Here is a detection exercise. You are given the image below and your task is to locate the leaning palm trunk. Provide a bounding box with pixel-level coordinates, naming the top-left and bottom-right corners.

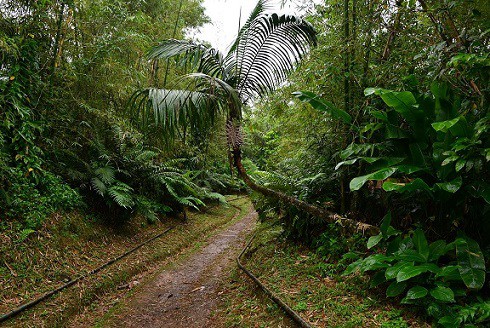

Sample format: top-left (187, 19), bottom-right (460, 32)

top-left (132, 0), bottom-right (379, 236)
top-left (228, 127), bottom-right (379, 236)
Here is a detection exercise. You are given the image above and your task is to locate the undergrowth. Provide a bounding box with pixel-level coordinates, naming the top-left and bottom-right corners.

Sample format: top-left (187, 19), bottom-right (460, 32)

top-left (218, 217), bottom-right (429, 327)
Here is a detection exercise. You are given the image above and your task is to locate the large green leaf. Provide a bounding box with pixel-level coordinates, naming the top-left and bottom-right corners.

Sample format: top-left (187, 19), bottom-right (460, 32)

top-left (293, 91), bottom-right (352, 124)
top-left (432, 117), bottom-right (462, 132)
top-left (343, 259), bottom-right (363, 275)
top-left (367, 233), bottom-right (383, 249)
top-left (435, 176), bottom-right (463, 193)
top-left (380, 212), bottom-right (400, 237)
top-left (482, 186), bottom-right (490, 204)
top-left (456, 236), bottom-right (486, 289)
top-left (437, 316), bottom-right (461, 328)
top-left (396, 263), bottom-right (440, 282)
top-left (386, 123), bottom-right (409, 139)
top-left (382, 178), bottom-right (432, 194)
top-left (386, 280), bottom-right (408, 297)
top-left (359, 254), bottom-right (393, 272)
top-left (337, 157), bottom-right (404, 171)
top-left (432, 116), bottom-right (470, 137)
top-left (435, 265), bottom-right (462, 281)
top-left (349, 168), bottom-right (397, 191)
top-left (385, 262), bottom-right (413, 280)
top-left (409, 143), bottom-right (427, 167)
top-left (334, 158), bottom-right (359, 170)
top-left (395, 250), bottom-right (428, 263)
top-left (430, 286), bottom-right (455, 303)
top-left (405, 286), bottom-right (428, 300)
top-left (396, 165), bottom-right (425, 174)
top-left (413, 229), bottom-right (429, 261)
top-left (365, 88), bottom-right (419, 123)
top-left (428, 240), bottom-right (448, 262)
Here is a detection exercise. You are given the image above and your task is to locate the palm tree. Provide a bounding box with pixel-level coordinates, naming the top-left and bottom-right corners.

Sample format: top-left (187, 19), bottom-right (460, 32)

top-left (131, 0), bottom-right (378, 235)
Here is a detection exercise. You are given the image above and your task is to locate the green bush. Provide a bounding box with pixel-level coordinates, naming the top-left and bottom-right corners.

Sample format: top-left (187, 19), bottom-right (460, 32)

top-left (1, 168), bottom-right (82, 230)
top-left (297, 78), bottom-right (489, 243)
top-left (344, 213), bottom-right (488, 327)
top-left (52, 109), bottom-right (226, 224)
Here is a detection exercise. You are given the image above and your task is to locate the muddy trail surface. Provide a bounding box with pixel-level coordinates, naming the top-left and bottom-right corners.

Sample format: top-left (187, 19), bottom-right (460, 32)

top-left (105, 206), bottom-right (257, 328)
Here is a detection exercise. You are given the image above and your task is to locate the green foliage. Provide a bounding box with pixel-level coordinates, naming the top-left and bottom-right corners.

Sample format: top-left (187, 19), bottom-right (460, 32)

top-left (344, 214), bottom-right (488, 326)
top-left (313, 222), bottom-right (365, 268)
top-left (131, 0), bottom-right (317, 146)
top-left (248, 162), bottom-right (337, 242)
top-left (0, 0), bottom-right (225, 229)
top-left (293, 91), bottom-right (353, 124)
top-left (1, 169), bottom-right (82, 229)
top-left (53, 109), bottom-right (223, 223)
top-left (189, 169), bottom-right (245, 195)
top-left (329, 82), bottom-right (489, 240)
top-left (239, 1), bottom-right (489, 326)
top-left (0, 27), bottom-right (82, 230)
top-left (439, 299), bottom-right (490, 327)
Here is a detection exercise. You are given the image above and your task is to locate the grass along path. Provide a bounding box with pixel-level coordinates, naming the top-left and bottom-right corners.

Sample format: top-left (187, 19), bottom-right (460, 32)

top-left (1, 196), bottom-right (251, 327)
top-left (216, 219), bottom-right (431, 328)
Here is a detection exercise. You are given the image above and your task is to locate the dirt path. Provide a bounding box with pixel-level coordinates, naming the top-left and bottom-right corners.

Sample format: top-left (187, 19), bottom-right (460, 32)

top-left (105, 206), bottom-right (257, 328)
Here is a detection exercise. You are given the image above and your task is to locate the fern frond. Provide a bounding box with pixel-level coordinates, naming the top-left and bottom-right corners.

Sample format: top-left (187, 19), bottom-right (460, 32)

top-left (108, 182), bottom-right (135, 209)
top-left (94, 166), bottom-right (115, 184)
top-left (91, 177), bottom-right (107, 196)
top-left (180, 196), bottom-right (205, 210)
top-left (135, 150), bottom-right (158, 162)
top-left (204, 191), bottom-right (227, 204)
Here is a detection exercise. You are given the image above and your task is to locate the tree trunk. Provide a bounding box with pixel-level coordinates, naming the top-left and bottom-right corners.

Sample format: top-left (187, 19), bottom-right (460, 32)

top-left (230, 144), bottom-right (379, 236)
top-left (52, 2), bottom-right (66, 72)
top-left (381, 0), bottom-right (404, 61)
top-left (55, 7), bottom-right (73, 69)
top-left (362, 0), bottom-right (374, 88)
top-left (341, 0), bottom-right (351, 213)
top-left (163, 0), bottom-right (184, 87)
top-left (343, 0), bottom-right (350, 114)
top-left (417, 0), bottom-right (451, 46)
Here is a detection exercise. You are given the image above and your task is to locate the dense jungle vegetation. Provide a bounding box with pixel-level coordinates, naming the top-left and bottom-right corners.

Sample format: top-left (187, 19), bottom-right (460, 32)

top-left (1, 0), bottom-right (489, 326)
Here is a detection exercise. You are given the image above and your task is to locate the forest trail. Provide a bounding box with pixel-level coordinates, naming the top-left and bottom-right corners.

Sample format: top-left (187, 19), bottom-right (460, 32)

top-left (103, 204), bottom-right (257, 328)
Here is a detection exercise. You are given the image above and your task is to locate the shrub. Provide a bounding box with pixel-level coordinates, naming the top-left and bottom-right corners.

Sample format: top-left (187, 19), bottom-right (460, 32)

top-left (344, 213), bottom-right (488, 327)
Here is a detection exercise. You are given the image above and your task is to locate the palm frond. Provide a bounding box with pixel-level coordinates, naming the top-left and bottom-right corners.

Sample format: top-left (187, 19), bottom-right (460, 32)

top-left (198, 48), bottom-right (226, 78)
top-left (130, 87), bottom-right (219, 143)
top-left (230, 13), bottom-right (317, 102)
top-left (147, 39), bottom-right (204, 61)
top-left (148, 39), bottom-right (225, 78)
top-left (227, 0), bottom-right (273, 53)
top-left (186, 73), bottom-right (242, 113)
top-left (130, 72), bottom-right (242, 143)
